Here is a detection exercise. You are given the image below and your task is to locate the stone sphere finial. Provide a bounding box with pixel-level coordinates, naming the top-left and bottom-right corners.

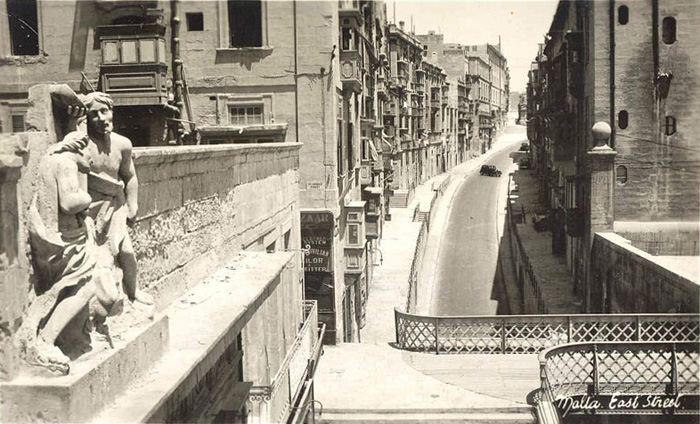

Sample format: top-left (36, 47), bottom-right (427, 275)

top-left (591, 121), bottom-right (612, 149)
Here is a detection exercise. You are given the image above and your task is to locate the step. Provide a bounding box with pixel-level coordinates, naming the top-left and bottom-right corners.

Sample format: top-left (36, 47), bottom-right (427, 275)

top-left (318, 411), bottom-right (536, 424)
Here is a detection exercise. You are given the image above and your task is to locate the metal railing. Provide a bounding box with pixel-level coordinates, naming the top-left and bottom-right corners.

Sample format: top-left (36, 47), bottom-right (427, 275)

top-left (247, 301), bottom-right (320, 424)
top-left (537, 341), bottom-right (700, 423)
top-left (394, 309), bottom-right (699, 354)
top-left (405, 180), bottom-right (447, 313)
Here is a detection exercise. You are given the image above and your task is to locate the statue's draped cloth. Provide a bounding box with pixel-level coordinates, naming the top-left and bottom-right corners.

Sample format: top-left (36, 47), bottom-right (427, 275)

top-left (28, 199), bottom-right (96, 295)
top-left (87, 172), bottom-right (128, 262)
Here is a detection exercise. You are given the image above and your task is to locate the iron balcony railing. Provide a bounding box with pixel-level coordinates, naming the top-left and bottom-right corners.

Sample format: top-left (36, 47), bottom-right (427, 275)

top-left (394, 309), bottom-right (699, 354)
top-left (536, 341), bottom-right (700, 424)
top-left (247, 301), bottom-right (322, 424)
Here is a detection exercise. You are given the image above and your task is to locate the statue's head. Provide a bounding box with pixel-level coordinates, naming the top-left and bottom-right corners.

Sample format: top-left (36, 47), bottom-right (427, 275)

top-left (82, 92), bottom-right (114, 139)
top-left (51, 131), bottom-right (91, 173)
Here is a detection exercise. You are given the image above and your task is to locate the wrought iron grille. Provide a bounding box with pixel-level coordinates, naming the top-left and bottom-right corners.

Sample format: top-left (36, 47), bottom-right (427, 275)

top-left (540, 342), bottom-right (700, 400)
top-left (394, 309), bottom-right (699, 354)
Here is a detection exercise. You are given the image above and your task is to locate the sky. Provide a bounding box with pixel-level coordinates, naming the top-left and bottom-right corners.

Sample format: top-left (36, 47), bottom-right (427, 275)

top-left (393, 0), bottom-right (559, 93)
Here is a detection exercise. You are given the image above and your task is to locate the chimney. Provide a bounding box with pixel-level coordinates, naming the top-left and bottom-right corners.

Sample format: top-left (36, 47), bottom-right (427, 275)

top-left (399, 20), bottom-right (405, 31)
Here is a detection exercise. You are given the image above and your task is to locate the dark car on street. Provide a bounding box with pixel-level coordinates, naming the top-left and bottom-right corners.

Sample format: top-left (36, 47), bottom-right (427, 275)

top-left (480, 164), bottom-right (502, 177)
top-left (519, 157), bottom-right (532, 169)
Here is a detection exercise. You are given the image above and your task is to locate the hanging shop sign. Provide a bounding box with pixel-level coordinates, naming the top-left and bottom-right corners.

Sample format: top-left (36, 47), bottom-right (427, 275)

top-left (301, 211), bottom-right (334, 273)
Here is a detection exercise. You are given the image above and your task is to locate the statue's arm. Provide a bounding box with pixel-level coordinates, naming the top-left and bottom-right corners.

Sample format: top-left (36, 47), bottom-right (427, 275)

top-left (55, 158), bottom-right (91, 215)
top-left (119, 139), bottom-right (139, 220)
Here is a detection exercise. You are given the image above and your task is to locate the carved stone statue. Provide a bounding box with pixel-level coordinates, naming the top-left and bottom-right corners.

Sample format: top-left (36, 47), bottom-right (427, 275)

top-left (81, 92), bottom-right (152, 306)
top-left (24, 131), bottom-right (121, 374)
top-left (18, 87), bottom-right (152, 375)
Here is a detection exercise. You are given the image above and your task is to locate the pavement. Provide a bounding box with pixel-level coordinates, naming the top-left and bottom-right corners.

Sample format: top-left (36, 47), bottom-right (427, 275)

top-left (509, 166), bottom-right (582, 313)
top-left (314, 129), bottom-right (538, 423)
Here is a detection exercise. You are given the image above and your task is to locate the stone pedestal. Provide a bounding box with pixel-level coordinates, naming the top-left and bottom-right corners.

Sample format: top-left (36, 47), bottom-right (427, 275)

top-left (587, 146), bottom-right (617, 238)
top-left (0, 314), bottom-right (169, 423)
top-left (0, 153), bottom-right (25, 381)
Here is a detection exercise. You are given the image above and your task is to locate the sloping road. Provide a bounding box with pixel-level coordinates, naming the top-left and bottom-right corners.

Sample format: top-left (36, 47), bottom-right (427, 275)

top-left (431, 127), bottom-right (526, 316)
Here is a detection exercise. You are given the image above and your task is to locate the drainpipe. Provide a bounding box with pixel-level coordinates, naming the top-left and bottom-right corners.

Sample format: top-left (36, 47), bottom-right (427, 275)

top-left (171, 0), bottom-right (184, 143)
top-left (652, 0), bottom-right (661, 147)
top-left (293, 0), bottom-right (300, 143)
top-left (609, 0), bottom-right (615, 149)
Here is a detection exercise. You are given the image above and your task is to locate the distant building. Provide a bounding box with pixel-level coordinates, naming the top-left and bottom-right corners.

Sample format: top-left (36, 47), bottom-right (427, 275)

top-left (517, 93), bottom-right (527, 125)
top-left (384, 21), bottom-right (452, 207)
top-left (417, 31), bottom-right (475, 161)
top-left (465, 43), bottom-right (509, 149)
top-left (527, 0), bottom-right (700, 313)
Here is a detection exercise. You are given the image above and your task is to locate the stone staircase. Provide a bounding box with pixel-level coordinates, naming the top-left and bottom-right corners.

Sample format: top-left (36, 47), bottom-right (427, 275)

top-left (318, 407), bottom-right (536, 423)
top-left (389, 189), bottom-right (412, 208)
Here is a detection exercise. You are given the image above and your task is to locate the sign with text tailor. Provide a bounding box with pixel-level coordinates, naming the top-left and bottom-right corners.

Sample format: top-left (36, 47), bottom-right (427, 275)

top-left (301, 211), bottom-right (334, 273)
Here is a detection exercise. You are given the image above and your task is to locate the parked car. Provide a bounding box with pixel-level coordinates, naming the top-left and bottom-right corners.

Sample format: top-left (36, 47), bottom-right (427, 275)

top-left (519, 143), bottom-right (530, 152)
top-left (519, 157), bottom-right (532, 169)
top-left (480, 164), bottom-right (502, 177)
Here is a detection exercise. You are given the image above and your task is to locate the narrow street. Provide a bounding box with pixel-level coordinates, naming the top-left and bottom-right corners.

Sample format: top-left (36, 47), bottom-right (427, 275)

top-left (431, 125), bottom-right (526, 316)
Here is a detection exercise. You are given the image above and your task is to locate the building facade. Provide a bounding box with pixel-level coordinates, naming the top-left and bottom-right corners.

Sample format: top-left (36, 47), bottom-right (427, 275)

top-left (527, 0), bottom-right (700, 313)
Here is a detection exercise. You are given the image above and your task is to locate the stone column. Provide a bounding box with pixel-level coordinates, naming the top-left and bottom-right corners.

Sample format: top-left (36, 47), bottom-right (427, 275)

top-left (584, 121), bottom-right (617, 313)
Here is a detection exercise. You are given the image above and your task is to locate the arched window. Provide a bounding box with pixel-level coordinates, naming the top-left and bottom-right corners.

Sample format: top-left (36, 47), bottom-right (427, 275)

top-left (618, 110), bottom-right (629, 129)
top-left (662, 17), bottom-right (676, 44)
top-left (618, 6), bottom-right (629, 25)
top-left (616, 165), bottom-right (628, 184)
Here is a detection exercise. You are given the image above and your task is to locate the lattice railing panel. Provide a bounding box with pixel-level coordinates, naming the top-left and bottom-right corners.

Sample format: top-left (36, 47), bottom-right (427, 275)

top-left (504, 321), bottom-right (568, 353)
top-left (596, 347), bottom-right (672, 394)
top-left (544, 347), bottom-right (594, 399)
top-left (396, 313), bottom-right (436, 352)
top-left (438, 319), bottom-right (501, 354)
top-left (640, 317), bottom-right (700, 342)
top-left (540, 342), bottom-right (700, 402)
top-left (571, 317), bottom-right (637, 342)
top-left (394, 310), bottom-right (699, 355)
top-left (676, 346), bottom-right (700, 394)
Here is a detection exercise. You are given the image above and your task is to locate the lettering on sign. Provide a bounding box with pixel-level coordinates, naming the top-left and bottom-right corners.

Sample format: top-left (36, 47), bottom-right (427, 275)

top-left (556, 393), bottom-right (697, 417)
top-left (301, 211), bottom-right (334, 273)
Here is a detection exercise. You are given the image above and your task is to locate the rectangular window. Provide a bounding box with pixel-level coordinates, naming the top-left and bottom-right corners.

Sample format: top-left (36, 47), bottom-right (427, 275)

top-left (103, 41), bottom-right (120, 64)
top-left (139, 39), bottom-right (156, 62)
top-left (121, 40), bottom-right (138, 63)
top-left (348, 223), bottom-right (359, 245)
top-left (7, 0), bottom-right (39, 56)
top-left (186, 12), bottom-right (204, 31)
top-left (229, 105), bottom-right (263, 125)
top-left (228, 0), bottom-right (262, 48)
top-left (157, 39), bottom-right (166, 62)
top-left (11, 114), bottom-right (25, 133)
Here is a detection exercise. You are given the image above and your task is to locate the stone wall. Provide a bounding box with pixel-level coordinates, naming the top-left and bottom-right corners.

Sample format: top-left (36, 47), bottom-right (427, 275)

top-left (0, 108), bottom-right (302, 379)
top-left (615, 221), bottom-right (700, 256)
top-left (590, 232), bottom-right (699, 314)
top-left (131, 142), bottom-right (302, 311)
top-left (612, 0), bottom-right (700, 221)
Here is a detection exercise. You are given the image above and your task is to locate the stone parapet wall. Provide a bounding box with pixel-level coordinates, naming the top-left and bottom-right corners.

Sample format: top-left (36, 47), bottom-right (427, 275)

top-left (614, 221), bottom-right (700, 256)
top-left (130, 143), bottom-right (302, 311)
top-left (590, 232), bottom-right (699, 313)
top-left (0, 130), bottom-right (302, 380)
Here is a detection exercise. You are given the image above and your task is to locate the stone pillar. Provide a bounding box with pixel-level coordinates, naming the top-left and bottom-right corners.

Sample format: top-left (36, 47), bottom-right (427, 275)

top-left (584, 121), bottom-right (617, 313)
top-left (0, 153), bottom-right (25, 381)
top-left (587, 122), bottom-right (617, 239)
